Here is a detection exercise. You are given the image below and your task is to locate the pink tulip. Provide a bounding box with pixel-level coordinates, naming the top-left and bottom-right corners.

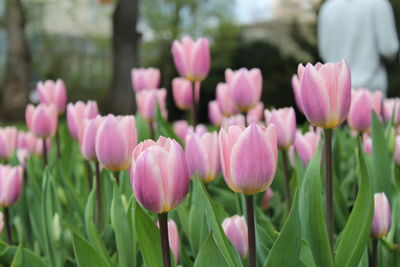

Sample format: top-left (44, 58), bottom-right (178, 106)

top-left (186, 124), bottom-right (208, 137)
top-left (216, 83), bottom-right (237, 116)
top-left (16, 149), bottom-right (29, 168)
top-left (136, 88), bottom-right (167, 122)
top-left (299, 60), bottom-right (351, 128)
top-left (294, 130), bottom-right (320, 165)
top-left (131, 137), bottom-right (189, 213)
top-left (208, 101), bottom-right (224, 126)
top-left (131, 67), bottom-right (160, 92)
top-left (0, 165), bottom-right (23, 207)
top-left (25, 104), bottom-right (58, 138)
top-left (347, 89), bottom-right (382, 133)
top-left (291, 74), bottom-right (303, 113)
top-left (371, 192), bottom-right (391, 239)
top-left (172, 78), bottom-right (199, 110)
top-left (247, 102), bottom-right (264, 124)
top-left (222, 115), bottom-right (246, 129)
top-left (95, 115), bottom-right (137, 171)
top-left (222, 215), bottom-right (248, 259)
top-left (0, 127), bottom-right (17, 160)
top-left (225, 68), bottom-right (262, 112)
top-left (37, 79), bottom-right (67, 114)
top-left (67, 100), bottom-right (99, 140)
top-left (383, 98), bottom-right (400, 125)
top-left (219, 124), bottom-right (278, 194)
top-left (18, 132), bottom-right (50, 156)
top-left (173, 120), bottom-right (190, 140)
top-left (80, 116), bottom-right (103, 161)
top-left (261, 188), bottom-right (274, 210)
top-left (185, 131), bottom-right (220, 183)
top-left (265, 107), bottom-right (296, 149)
top-left (156, 219), bottom-right (180, 262)
top-left (363, 134), bottom-right (373, 155)
top-left (171, 36), bottom-right (210, 81)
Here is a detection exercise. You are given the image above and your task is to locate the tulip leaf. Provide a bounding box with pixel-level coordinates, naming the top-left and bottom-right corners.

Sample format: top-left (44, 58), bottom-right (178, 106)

top-left (299, 146), bottom-right (334, 267)
top-left (135, 112), bottom-right (151, 141)
top-left (334, 142), bottom-right (374, 267)
top-left (0, 242), bottom-right (48, 267)
top-left (264, 192), bottom-right (301, 267)
top-left (10, 245), bottom-right (23, 267)
top-left (111, 182), bottom-right (136, 267)
top-left (194, 233), bottom-right (229, 267)
top-left (72, 233), bottom-right (110, 267)
top-left (371, 111), bottom-right (392, 195)
top-left (155, 104), bottom-right (182, 143)
top-left (195, 179), bottom-right (244, 267)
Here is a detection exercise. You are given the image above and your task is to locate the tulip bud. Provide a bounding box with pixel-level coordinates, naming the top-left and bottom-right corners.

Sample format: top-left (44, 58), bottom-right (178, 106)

top-left (347, 89), bottom-right (382, 133)
top-left (265, 107), bottom-right (296, 149)
top-left (171, 36), bottom-right (210, 81)
top-left (208, 101), bottom-right (224, 126)
top-left (131, 137), bottom-right (189, 213)
top-left (67, 100), bottom-right (99, 140)
top-left (219, 124), bottom-right (278, 194)
top-left (383, 98), bottom-right (400, 125)
top-left (17, 149), bottom-right (29, 168)
top-left (299, 60), bottom-right (351, 129)
top-left (222, 114), bottom-right (246, 129)
top-left (216, 83), bottom-right (237, 116)
top-left (0, 165), bottom-right (23, 207)
top-left (261, 188), bottom-right (274, 210)
top-left (80, 116), bottom-right (103, 161)
top-left (371, 192), bottom-right (391, 239)
top-left (131, 67), bottom-right (160, 92)
top-left (294, 130), bottom-right (320, 165)
top-left (173, 120), bottom-right (190, 140)
top-left (291, 74), bottom-right (303, 113)
top-left (136, 88), bottom-right (167, 122)
top-left (0, 127), bottom-right (17, 160)
top-left (52, 213), bottom-right (61, 243)
top-left (37, 79), bottom-right (67, 114)
top-left (185, 131), bottom-right (220, 183)
top-left (156, 219), bottom-right (180, 262)
top-left (225, 68), bottom-right (262, 112)
top-left (25, 104), bottom-right (58, 138)
top-left (222, 215), bottom-right (248, 259)
top-left (95, 115), bottom-right (137, 171)
top-left (247, 102), bottom-right (264, 124)
top-left (172, 78), bottom-right (198, 110)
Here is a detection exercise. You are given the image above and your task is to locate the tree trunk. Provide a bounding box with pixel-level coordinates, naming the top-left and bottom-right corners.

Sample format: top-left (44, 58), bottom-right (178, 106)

top-left (108, 0), bottom-right (140, 115)
top-left (1, 0), bottom-right (30, 121)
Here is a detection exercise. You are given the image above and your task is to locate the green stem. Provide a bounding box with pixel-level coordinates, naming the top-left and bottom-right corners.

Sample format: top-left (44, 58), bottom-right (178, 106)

top-left (4, 207), bottom-right (12, 244)
top-left (191, 81), bottom-right (200, 127)
top-left (245, 195), bottom-right (256, 267)
top-left (324, 129), bottom-right (333, 251)
top-left (281, 149), bottom-right (292, 210)
top-left (56, 126), bottom-right (61, 159)
top-left (158, 212), bottom-right (171, 267)
top-left (370, 239), bottom-right (378, 267)
top-left (95, 162), bottom-right (103, 229)
top-left (149, 122), bottom-right (155, 140)
top-left (43, 138), bottom-right (48, 167)
top-left (85, 160), bottom-right (92, 190)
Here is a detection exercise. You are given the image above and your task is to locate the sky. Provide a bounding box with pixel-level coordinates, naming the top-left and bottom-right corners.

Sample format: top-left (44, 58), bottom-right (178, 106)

top-left (235, 0), bottom-right (274, 24)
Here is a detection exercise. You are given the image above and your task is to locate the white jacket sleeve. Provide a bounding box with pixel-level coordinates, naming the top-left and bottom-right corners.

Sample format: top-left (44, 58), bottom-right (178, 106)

top-left (373, 0), bottom-right (399, 58)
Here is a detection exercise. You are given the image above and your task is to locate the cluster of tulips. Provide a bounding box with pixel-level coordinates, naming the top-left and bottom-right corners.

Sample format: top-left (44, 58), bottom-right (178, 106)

top-left (0, 36), bottom-right (398, 267)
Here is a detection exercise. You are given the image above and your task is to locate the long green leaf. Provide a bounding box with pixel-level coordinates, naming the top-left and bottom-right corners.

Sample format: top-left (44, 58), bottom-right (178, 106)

top-left (194, 233), bottom-right (229, 267)
top-left (72, 233), bottom-right (110, 267)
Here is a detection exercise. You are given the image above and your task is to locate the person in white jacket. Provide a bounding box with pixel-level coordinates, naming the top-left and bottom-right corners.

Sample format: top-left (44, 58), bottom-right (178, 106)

top-left (318, 0), bottom-right (399, 94)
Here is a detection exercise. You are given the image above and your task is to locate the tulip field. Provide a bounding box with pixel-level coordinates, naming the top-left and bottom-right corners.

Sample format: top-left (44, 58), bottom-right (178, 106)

top-left (0, 36), bottom-right (400, 267)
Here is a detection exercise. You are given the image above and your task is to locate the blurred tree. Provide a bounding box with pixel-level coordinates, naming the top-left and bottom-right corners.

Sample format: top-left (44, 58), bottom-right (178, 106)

top-left (386, 0), bottom-right (400, 97)
top-left (1, 0), bottom-right (30, 121)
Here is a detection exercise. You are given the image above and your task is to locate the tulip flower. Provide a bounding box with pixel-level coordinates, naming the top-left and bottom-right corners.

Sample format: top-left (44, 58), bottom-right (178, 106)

top-left (247, 102), bottom-right (264, 124)
top-left (171, 36), bottom-right (210, 82)
top-left (363, 134), bottom-right (373, 155)
top-left (0, 127), bottom-right (17, 160)
top-left (299, 60), bottom-right (351, 129)
top-left (67, 101), bottom-right (99, 140)
top-left (265, 107), bottom-right (297, 150)
top-left (156, 219), bottom-right (180, 262)
top-left (37, 79), bottom-right (67, 114)
top-left (16, 149), bottom-right (29, 168)
top-left (80, 116), bottom-right (103, 161)
top-left (131, 67), bottom-right (160, 92)
top-left (383, 98), bottom-right (400, 125)
top-left (96, 115), bottom-right (137, 171)
top-left (25, 104), bottom-right (58, 139)
top-left (371, 193), bottom-right (391, 239)
top-left (261, 188), bottom-right (274, 210)
top-left (225, 68), bottom-right (262, 112)
top-left (347, 89), bottom-right (382, 133)
top-left (0, 165), bottom-right (23, 208)
top-left (222, 115), bottom-right (246, 129)
top-left (208, 101), bottom-right (224, 126)
top-left (173, 120), bottom-right (190, 140)
top-left (172, 78), bottom-right (199, 110)
top-left (294, 130), bottom-right (320, 166)
top-left (291, 74), bottom-right (303, 113)
top-left (185, 131), bottom-right (220, 183)
top-left (216, 83), bottom-right (237, 116)
top-left (136, 88), bottom-right (167, 122)
top-left (222, 215), bottom-right (248, 259)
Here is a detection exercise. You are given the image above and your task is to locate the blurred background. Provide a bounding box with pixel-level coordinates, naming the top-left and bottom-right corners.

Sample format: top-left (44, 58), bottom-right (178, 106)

top-left (0, 0), bottom-right (399, 122)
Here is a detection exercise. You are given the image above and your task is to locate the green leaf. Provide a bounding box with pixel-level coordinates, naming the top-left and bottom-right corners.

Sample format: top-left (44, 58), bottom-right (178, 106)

top-left (0, 242), bottom-right (48, 267)
top-left (334, 142), bottom-right (374, 267)
top-left (299, 146), bottom-right (334, 267)
top-left (111, 182), bottom-right (135, 267)
top-left (155, 104), bottom-right (182, 143)
top-left (264, 192), bottom-right (301, 267)
top-left (135, 112), bottom-right (151, 141)
top-left (194, 233), bottom-right (229, 267)
top-left (189, 179), bottom-right (207, 253)
top-left (134, 203), bottom-right (162, 267)
top-left (72, 233), bottom-right (110, 267)
top-left (10, 245), bottom-right (23, 267)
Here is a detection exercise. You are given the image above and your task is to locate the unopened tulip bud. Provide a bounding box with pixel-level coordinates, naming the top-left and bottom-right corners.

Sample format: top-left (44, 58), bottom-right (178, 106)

top-left (156, 219), bottom-right (180, 262)
top-left (222, 215), bottom-right (248, 259)
top-left (80, 116), bottom-right (103, 161)
top-left (265, 107), bottom-right (296, 149)
top-left (247, 102), bottom-right (264, 124)
top-left (0, 165), bottom-right (23, 207)
top-left (222, 114), bottom-right (246, 129)
top-left (294, 130), bottom-right (320, 165)
top-left (383, 98), bottom-right (400, 125)
top-left (67, 100), bottom-right (99, 140)
top-left (131, 137), bottom-right (189, 213)
top-left (136, 88), bottom-right (167, 122)
top-left (0, 127), bottom-right (17, 160)
top-left (172, 78), bottom-right (198, 110)
top-left (291, 74), bottom-right (303, 113)
top-left (173, 120), bottom-right (190, 140)
top-left (37, 79), bottom-right (67, 114)
top-left (131, 67), bottom-right (160, 92)
top-left (216, 83), bottom-right (237, 116)
top-left (261, 188), bottom-right (274, 210)
top-left (25, 104), bottom-right (58, 138)
top-left (208, 101), bottom-right (224, 126)
top-left (371, 193), bottom-right (391, 239)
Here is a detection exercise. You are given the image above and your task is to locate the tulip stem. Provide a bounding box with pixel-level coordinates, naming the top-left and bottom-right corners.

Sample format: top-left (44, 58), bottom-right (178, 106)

top-left (43, 138), bottom-right (48, 167)
top-left (149, 122), bottom-right (155, 140)
top-left (4, 207), bottom-right (12, 244)
top-left (158, 212), bottom-right (171, 267)
top-left (245, 195), bottom-right (256, 267)
top-left (324, 129), bottom-right (333, 251)
top-left (191, 81), bottom-right (200, 127)
top-left (113, 171), bottom-right (119, 185)
top-left (243, 112), bottom-right (248, 127)
top-left (85, 160), bottom-right (92, 190)
top-left (56, 127), bottom-right (61, 159)
top-left (95, 162), bottom-right (103, 229)
top-left (370, 239), bottom-right (378, 267)
top-left (281, 149), bottom-right (292, 210)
